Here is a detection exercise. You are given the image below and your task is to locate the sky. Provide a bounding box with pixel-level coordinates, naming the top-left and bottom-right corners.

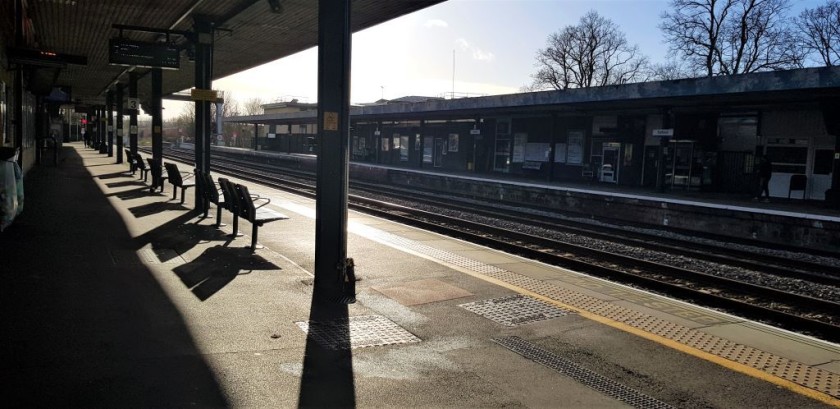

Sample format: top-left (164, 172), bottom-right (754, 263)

top-left (163, 0), bottom-right (821, 119)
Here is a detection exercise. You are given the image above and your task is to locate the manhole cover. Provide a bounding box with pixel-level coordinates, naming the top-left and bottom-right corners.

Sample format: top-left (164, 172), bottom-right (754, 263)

top-left (459, 294), bottom-right (570, 326)
top-left (295, 315), bottom-right (420, 350)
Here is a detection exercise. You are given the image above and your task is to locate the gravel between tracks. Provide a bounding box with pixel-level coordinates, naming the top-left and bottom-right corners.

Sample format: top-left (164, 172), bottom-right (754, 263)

top-left (364, 191), bottom-right (840, 304)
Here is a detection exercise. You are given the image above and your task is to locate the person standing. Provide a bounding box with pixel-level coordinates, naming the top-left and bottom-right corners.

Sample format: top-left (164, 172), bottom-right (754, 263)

top-left (754, 155), bottom-right (772, 202)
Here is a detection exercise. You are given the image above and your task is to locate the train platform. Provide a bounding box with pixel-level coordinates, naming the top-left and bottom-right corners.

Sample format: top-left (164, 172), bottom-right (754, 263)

top-left (1, 142), bottom-right (838, 408)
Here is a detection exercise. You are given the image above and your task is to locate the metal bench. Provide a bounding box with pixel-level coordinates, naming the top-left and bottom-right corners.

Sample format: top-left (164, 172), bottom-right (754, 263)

top-left (196, 170), bottom-right (227, 228)
top-left (125, 149), bottom-right (136, 173)
top-left (234, 183), bottom-right (288, 251)
top-left (133, 153), bottom-right (150, 181)
top-left (218, 178), bottom-right (288, 251)
top-left (163, 162), bottom-right (195, 204)
top-left (147, 158), bottom-right (167, 193)
top-left (217, 178), bottom-right (241, 237)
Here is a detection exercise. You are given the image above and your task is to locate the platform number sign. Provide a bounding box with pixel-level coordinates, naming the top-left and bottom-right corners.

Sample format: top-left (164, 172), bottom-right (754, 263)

top-left (127, 98), bottom-right (139, 111)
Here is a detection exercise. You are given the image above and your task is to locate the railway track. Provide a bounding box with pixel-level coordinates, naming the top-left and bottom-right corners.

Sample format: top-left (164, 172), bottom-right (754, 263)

top-left (151, 147), bottom-right (840, 342)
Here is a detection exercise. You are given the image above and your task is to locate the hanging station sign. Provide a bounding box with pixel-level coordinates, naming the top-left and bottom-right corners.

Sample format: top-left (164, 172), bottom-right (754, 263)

top-left (109, 38), bottom-right (180, 70)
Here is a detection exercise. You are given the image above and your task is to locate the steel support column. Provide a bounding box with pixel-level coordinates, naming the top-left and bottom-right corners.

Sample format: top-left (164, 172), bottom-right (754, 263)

top-left (314, 0), bottom-right (353, 302)
top-left (115, 85), bottom-right (124, 164)
top-left (151, 68), bottom-right (163, 188)
top-left (13, 0), bottom-right (23, 168)
top-left (129, 73), bottom-right (138, 157)
top-left (548, 114), bottom-right (557, 182)
top-left (106, 89), bottom-right (114, 157)
top-left (194, 17), bottom-right (214, 210)
top-left (300, 7), bottom-right (356, 406)
top-left (655, 109), bottom-right (672, 193)
top-left (13, 68), bottom-right (23, 168)
top-left (98, 106), bottom-right (106, 153)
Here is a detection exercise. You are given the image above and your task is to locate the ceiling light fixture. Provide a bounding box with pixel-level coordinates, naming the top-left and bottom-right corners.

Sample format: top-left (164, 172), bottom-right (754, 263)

top-left (267, 0), bottom-right (283, 14)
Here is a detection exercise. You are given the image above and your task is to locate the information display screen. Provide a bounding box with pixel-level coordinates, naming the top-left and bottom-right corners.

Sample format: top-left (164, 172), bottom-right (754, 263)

top-left (109, 39), bottom-right (180, 70)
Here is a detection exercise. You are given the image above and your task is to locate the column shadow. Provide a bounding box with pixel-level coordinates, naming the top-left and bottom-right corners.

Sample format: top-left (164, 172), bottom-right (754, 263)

top-left (297, 285), bottom-right (356, 408)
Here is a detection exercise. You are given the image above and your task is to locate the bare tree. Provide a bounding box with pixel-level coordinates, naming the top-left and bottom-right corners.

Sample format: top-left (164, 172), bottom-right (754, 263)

top-left (166, 103), bottom-right (195, 141)
top-left (651, 60), bottom-right (698, 80)
top-left (531, 11), bottom-right (649, 90)
top-left (242, 97), bottom-right (265, 116)
top-left (661, 0), bottom-right (802, 76)
top-left (795, 0), bottom-right (840, 66)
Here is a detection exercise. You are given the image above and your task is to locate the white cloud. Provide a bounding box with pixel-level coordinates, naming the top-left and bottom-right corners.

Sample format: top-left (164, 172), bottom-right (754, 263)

top-left (424, 19), bottom-right (448, 28)
top-left (455, 38), bottom-right (495, 62)
top-left (472, 48), bottom-right (495, 62)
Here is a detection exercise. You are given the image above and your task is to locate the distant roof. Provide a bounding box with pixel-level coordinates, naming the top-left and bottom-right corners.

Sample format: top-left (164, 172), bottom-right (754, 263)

top-left (226, 66), bottom-right (840, 124)
top-left (261, 99), bottom-right (318, 110)
top-left (386, 96), bottom-right (445, 104)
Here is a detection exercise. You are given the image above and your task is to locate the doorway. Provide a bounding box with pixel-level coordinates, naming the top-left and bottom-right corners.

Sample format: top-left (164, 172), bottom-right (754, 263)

top-left (434, 138), bottom-right (445, 168)
top-left (600, 143), bottom-right (620, 183)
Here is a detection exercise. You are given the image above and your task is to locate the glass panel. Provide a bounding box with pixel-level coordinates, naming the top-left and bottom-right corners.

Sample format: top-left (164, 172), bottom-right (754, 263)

top-left (813, 149), bottom-right (833, 175)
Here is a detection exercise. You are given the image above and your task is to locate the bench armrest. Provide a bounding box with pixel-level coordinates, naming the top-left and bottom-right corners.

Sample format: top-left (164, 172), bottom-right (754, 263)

top-left (253, 196), bottom-right (271, 208)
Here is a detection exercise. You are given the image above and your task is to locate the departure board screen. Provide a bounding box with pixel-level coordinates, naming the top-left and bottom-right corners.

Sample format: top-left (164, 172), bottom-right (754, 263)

top-left (109, 39), bottom-right (180, 70)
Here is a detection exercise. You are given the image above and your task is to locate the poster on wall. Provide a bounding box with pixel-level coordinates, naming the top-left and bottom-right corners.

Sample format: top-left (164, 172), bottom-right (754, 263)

top-left (567, 131), bottom-right (584, 164)
top-left (554, 143), bottom-right (567, 163)
top-left (448, 133), bottom-right (459, 152)
top-left (525, 143), bottom-right (550, 162)
top-left (513, 133), bottom-right (527, 163)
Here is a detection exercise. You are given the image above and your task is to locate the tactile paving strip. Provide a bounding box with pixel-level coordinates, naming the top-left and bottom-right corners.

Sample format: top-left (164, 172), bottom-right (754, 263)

top-left (494, 336), bottom-right (675, 409)
top-left (137, 248), bottom-right (185, 265)
top-left (295, 315), bottom-right (421, 350)
top-left (366, 229), bottom-right (840, 398)
top-left (459, 294), bottom-right (570, 326)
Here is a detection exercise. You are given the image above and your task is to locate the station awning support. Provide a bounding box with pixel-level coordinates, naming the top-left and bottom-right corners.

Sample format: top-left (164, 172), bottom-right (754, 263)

top-left (314, 0), bottom-right (353, 303)
top-left (115, 84), bottom-right (124, 164)
top-left (106, 90), bottom-right (114, 157)
top-left (129, 72), bottom-right (139, 158)
top-left (194, 17), bottom-right (214, 212)
top-left (151, 68), bottom-right (163, 178)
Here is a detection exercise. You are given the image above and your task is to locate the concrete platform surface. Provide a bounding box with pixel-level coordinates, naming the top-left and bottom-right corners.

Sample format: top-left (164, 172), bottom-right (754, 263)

top-left (1, 143), bottom-right (837, 408)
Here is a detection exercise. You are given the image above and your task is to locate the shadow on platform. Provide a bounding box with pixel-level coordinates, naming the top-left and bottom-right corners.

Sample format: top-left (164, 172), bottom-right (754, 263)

top-left (0, 147), bottom-right (229, 407)
top-left (298, 284), bottom-right (356, 408)
top-left (173, 245), bottom-right (280, 301)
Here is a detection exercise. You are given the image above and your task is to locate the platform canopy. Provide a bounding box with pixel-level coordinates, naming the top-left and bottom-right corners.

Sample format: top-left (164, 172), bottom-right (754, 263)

top-left (1, 0), bottom-right (444, 108)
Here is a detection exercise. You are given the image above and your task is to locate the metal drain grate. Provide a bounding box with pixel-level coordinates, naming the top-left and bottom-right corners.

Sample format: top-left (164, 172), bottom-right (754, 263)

top-left (459, 294), bottom-right (570, 326)
top-left (295, 315), bottom-right (420, 350)
top-left (494, 336), bottom-right (675, 409)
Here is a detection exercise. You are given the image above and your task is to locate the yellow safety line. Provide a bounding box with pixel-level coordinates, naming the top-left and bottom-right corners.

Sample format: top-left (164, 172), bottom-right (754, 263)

top-left (439, 260), bottom-right (840, 407)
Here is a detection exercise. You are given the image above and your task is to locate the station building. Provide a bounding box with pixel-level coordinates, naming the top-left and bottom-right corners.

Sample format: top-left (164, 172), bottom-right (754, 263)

top-left (229, 66), bottom-right (840, 203)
